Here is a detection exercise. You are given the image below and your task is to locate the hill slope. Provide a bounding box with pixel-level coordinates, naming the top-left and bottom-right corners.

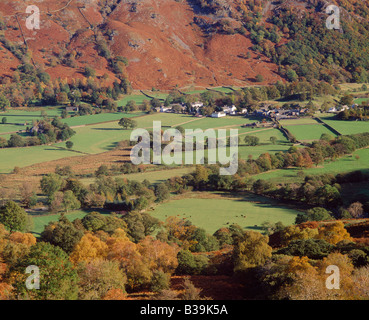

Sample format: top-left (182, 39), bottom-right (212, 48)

top-left (0, 0), bottom-right (282, 90)
top-left (0, 0), bottom-right (369, 90)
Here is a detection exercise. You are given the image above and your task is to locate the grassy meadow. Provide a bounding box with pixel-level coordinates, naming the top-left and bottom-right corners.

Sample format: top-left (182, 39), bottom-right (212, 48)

top-left (149, 192), bottom-right (301, 234)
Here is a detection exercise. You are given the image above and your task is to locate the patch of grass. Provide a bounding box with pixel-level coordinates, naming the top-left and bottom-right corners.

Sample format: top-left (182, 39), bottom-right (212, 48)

top-left (319, 116), bottom-right (369, 135)
top-left (149, 192), bottom-right (300, 234)
top-left (117, 95), bottom-right (151, 107)
top-left (30, 209), bottom-right (110, 236)
top-left (62, 112), bottom-right (143, 127)
top-left (284, 124), bottom-right (338, 141)
top-left (255, 148), bottom-right (369, 182)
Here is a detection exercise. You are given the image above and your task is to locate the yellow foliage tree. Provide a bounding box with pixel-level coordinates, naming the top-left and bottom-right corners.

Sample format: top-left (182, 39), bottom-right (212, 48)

top-left (233, 231), bottom-right (272, 271)
top-left (281, 225), bottom-right (319, 246)
top-left (8, 232), bottom-right (36, 246)
top-left (137, 236), bottom-right (179, 274)
top-left (70, 233), bottom-right (108, 264)
top-left (317, 222), bottom-right (352, 245)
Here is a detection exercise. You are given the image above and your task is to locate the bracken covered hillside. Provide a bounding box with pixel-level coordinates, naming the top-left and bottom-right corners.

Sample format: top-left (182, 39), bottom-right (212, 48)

top-left (1, 0), bottom-right (369, 90)
top-left (0, 0), bottom-right (282, 90)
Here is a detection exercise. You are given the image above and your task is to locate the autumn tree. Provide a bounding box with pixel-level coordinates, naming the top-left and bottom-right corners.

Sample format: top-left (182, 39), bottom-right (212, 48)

top-left (77, 259), bottom-right (127, 300)
top-left (233, 230), bottom-right (272, 271)
top-left (106, 231), bottom-right (151, 291)
top-left (19, 183), bottom-right (37, 208)
top-left (317, 221), bottom-right (352, 245)
top-left (280, 225), bottom-right (319, 246)
top-left (70, 233), bottom-right (108, 264)
top-left (348, 202), bottom-right (365, 219)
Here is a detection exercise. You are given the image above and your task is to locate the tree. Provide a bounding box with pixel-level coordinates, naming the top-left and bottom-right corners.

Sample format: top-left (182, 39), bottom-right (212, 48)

top-left (66, 140), bottom-right (74, 150)
top-left (70, 233), bottom-right (108, 264)
top-left (84, 66), bottom-right (96, 78)
top-left (41, 215), bottom-right (84, 253)
top-left (233, 231), bottom-right (272, 271)
top-left (154, 183), bottom-right (170, 202)
top-left (176, 250), bottom-right (196, 274)
top-left (181, 278), bottom-right (202, 300)
top-left (244, 135), bottom-right (260, 146)
top-left (0, 95), bottom-right (10, 111)
top-left (286, 69), bottom-right (298, 82)
top-left (118, 117), bottom-right (137, 130)
top-left (150, 270), bottom-right (170, 293)
top-left (77, 260), bottom-right (127, 300)
top-left (348, 202), bottom-right (365, 218)
top-left (295, 207), bottom-right (333, 224)
top-left (126, 100), bottom-right (137, 112)
top-left (62, 190), bottom-right (81, 213)
top-left (95, 165), bottom-right (110, 177)
top-left (270, 136), bottom-right (277, 145)
top-left (280, 225), bottom-right (318, 245)
top-left (19, 182), bottom-right (37, 208)
top-left (320, 133), bottom-right (334, 142)
top-left (1, 117), bottom-right (7, 124)
top-left (317, 221), bottom-right (352, 245)
top-left (8, 134), bottom-right (24, 147)
top-left (0, 201), bottom-right (27, 232)
top-left (255, 74), bottom-right (264, 82)
top-left (340, 94), bottom-right (354, 106)
top-left (192, 165), bottom-right (209, 189)
top-left (278, 239), bottom-right (334, 259)
top-left (40, 173), bottom-right (63, 202)
top-left (10, 242), bottom-right (78, 300)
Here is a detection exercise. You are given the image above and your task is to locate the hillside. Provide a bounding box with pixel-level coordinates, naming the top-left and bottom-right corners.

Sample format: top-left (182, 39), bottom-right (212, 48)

top-left (1, 0), bottom-right (369, 91)
top-left (0, 0), bottom-right (283, 90)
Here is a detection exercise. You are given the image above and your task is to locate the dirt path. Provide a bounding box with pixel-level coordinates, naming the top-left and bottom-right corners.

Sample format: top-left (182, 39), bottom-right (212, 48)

top-left (170, 117), bottom-right (203, 128)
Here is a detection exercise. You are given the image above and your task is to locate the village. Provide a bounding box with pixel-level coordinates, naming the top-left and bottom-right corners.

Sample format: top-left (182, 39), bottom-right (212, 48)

top-left (153, 99), bottom-right (360, 122)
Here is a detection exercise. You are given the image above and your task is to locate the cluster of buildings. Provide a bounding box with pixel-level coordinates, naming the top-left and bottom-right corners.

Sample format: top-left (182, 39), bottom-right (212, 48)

top-left (155, 101), bottom-right (248, 118)
top-left (211, 105), bottom-right (247, 118)
top-left (327, 104), bottom-right (358, 113)
top-left (253, 106), bottom-right (308, 120)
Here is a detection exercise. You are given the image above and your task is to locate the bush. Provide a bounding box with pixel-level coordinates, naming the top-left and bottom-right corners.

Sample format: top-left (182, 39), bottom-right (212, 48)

top-left (150, 271), bottom-right (170, 293)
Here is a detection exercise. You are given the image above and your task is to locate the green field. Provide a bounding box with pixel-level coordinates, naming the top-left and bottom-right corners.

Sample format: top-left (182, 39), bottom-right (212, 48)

top-left (81, 167), bottom-right (195, 186)
top-left (62, 112), bottom-right (143, 127)
top-left (181, 116), bottom-right (254, 131)
top-left (149, 193), bottom-right (301, 234)
top-left (0, 144), bottom-right (84, 173)
top-left (0, 124), bottom-right (25, 134)
top-left (255, 147), bottom-right (369, 183)
top-left (117, 94), bottom-right (151, 107)
top-left (30, 209), bottom-right (110, 236)
top-left (279, 118), bottom-right (321, 126)
top-left (354, 98), bottom-right (369, 105)
top-left (0, 109), bottom-right (62, 125)
top-left (319, 116), bottom-right (369, 135)
top-left (284, 124), bottom-right (338, 141)
top-left (0, 113), bottom-right (293, 173)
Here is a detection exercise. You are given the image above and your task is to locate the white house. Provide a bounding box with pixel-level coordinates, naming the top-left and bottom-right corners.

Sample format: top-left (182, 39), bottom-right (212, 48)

top-left (191, 101), bottom-right (204, 109)
top-left (223, 105), bottom-right (237, 115)
top-left (240, 108), bottom-right (248, 115)
top-left (328, 107), bottom-right (337, 113)
top-left (211, 112), bottom-right (226, 118)
top-left (160, 106), bottom-right (172, 113)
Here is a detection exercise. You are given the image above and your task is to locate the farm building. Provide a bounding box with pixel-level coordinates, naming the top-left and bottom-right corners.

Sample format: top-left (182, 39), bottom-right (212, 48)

top-left (211, 112), bottom-right (226, 118)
